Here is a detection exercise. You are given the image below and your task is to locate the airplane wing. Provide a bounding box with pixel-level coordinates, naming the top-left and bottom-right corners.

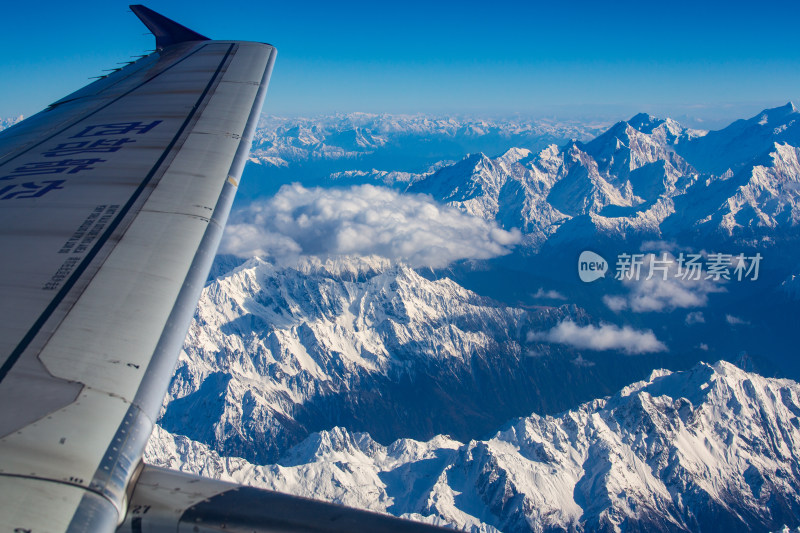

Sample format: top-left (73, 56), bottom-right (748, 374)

top-left (0, 6), bottom-right (451, 533)
top-left (0, 5), bottom-right (276, 530)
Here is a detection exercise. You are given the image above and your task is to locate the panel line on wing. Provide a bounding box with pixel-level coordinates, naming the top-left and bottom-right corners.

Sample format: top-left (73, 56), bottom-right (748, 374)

top-left (0, 43), bottom-right (236, 385)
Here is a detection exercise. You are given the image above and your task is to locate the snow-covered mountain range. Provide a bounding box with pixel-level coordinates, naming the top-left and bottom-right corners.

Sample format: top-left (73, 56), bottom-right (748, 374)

top-left (147, 105), bottom-right (800, 531)
top-left (148, 361), bottom-right (800, 532)
top-left (407, 103), bottom-right (800, 247)
top-left (250, 113), bottom-right (605, 168)
top-left (160, 256), bottom-right (665, 464)
top-left (238, 113), bottom-right (607, 199)
top-left (0, 116), bottom-right (23, 132)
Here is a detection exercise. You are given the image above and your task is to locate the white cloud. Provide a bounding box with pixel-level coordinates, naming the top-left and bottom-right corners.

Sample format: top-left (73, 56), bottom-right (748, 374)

top-left (221, 184), bottom-right (521, 268)
top-left (639, 240), bottom-right (680, 253)
top-left (525, 348), bottom-right (546, 357)
top-left (603, 253), bottom-right (724, 313)
top-left (527, 321), bottom-right (667, 355)
top-left (725, 314), bottom-right (750, 326)
top-left (533, 288), bottom-right (567, 300)
top-left (685, 311), bottom-right (705, 325)
top-left (603, 295), bottom-right (628, 312)
top-left (572, 354), bottom-right (596, 367)
top-left (698, 343), bottom-right (709, 351)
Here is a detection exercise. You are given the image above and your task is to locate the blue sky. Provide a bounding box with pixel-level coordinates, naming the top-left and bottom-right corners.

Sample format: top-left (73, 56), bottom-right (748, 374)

top-left (2, 0), bottom-right (799, 126)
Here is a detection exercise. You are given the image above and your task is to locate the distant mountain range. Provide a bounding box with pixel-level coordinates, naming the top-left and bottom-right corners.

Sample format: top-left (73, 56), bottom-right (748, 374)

top-left (407, 103), bottom-right (800, 247)
top-left (404, 104), bottom-right (800, 377)
top-left (149, 105), bottom-right (800, 531)
top-left (251, 113), bottom-right (605, 167)
top-left (239, 114), bottom-right (607, 198)
top-left (0, 116), bottom-right (23, 132)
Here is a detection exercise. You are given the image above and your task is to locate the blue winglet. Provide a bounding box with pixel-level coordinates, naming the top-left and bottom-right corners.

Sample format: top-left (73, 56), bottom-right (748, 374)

top-left (130, 5), bottom-right (210, 50)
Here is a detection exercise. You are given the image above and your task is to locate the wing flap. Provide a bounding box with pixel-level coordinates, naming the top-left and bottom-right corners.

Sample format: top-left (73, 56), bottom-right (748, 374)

top-left (0, 476), bottom-right (108, 533)
top-left (117, 466), bottom-right (453, 533)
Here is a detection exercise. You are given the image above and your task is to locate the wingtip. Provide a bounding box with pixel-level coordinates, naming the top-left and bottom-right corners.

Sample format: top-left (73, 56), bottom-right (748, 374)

top-left (130, 4), bottom-right (210, 50)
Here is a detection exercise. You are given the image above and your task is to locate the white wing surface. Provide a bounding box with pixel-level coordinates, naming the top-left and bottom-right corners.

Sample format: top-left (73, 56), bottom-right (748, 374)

top-left (0, 6), bottom-right (275, 531)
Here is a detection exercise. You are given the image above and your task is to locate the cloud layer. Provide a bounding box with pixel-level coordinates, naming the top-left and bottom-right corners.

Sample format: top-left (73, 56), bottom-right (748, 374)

top-left (528, 321), bottom-right (667, 355)
top-left (221, 184), bottom-right (521, 268)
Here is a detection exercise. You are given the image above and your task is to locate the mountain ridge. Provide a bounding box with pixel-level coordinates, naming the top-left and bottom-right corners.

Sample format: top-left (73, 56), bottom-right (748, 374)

top-left (147, 360), bottom-right (800, 532)
top-left (404, 103), bottom-right (800, 249)
top-left (159, 255), bottom-right (686, 464)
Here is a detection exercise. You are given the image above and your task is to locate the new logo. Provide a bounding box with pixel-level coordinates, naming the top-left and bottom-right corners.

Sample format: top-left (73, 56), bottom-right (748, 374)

top-left (578, 251), bottom-right (608, 282)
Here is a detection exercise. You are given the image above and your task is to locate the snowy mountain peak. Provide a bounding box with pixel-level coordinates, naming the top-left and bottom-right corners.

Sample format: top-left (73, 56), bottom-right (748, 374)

top-left (497, 147), bottom-right (532, 166)
top-left (0, 115), bottom-right (23, 132)
top-left (277, 426), bottom-right (373, 467)
top-left (764, 101), bottom-right (798, 120)
top-left (627, 112), bottom-right (664, 133)
top-left (575, 113), bottom-right (693, 183)
top-left (249, 114), bottom-right (603, 172)
top-left (401, 103), bottom-right (800, 245)
top-left (677, 102), bottom-right (800, 175)
top-left (164, 254), bottom-right (584, 463)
